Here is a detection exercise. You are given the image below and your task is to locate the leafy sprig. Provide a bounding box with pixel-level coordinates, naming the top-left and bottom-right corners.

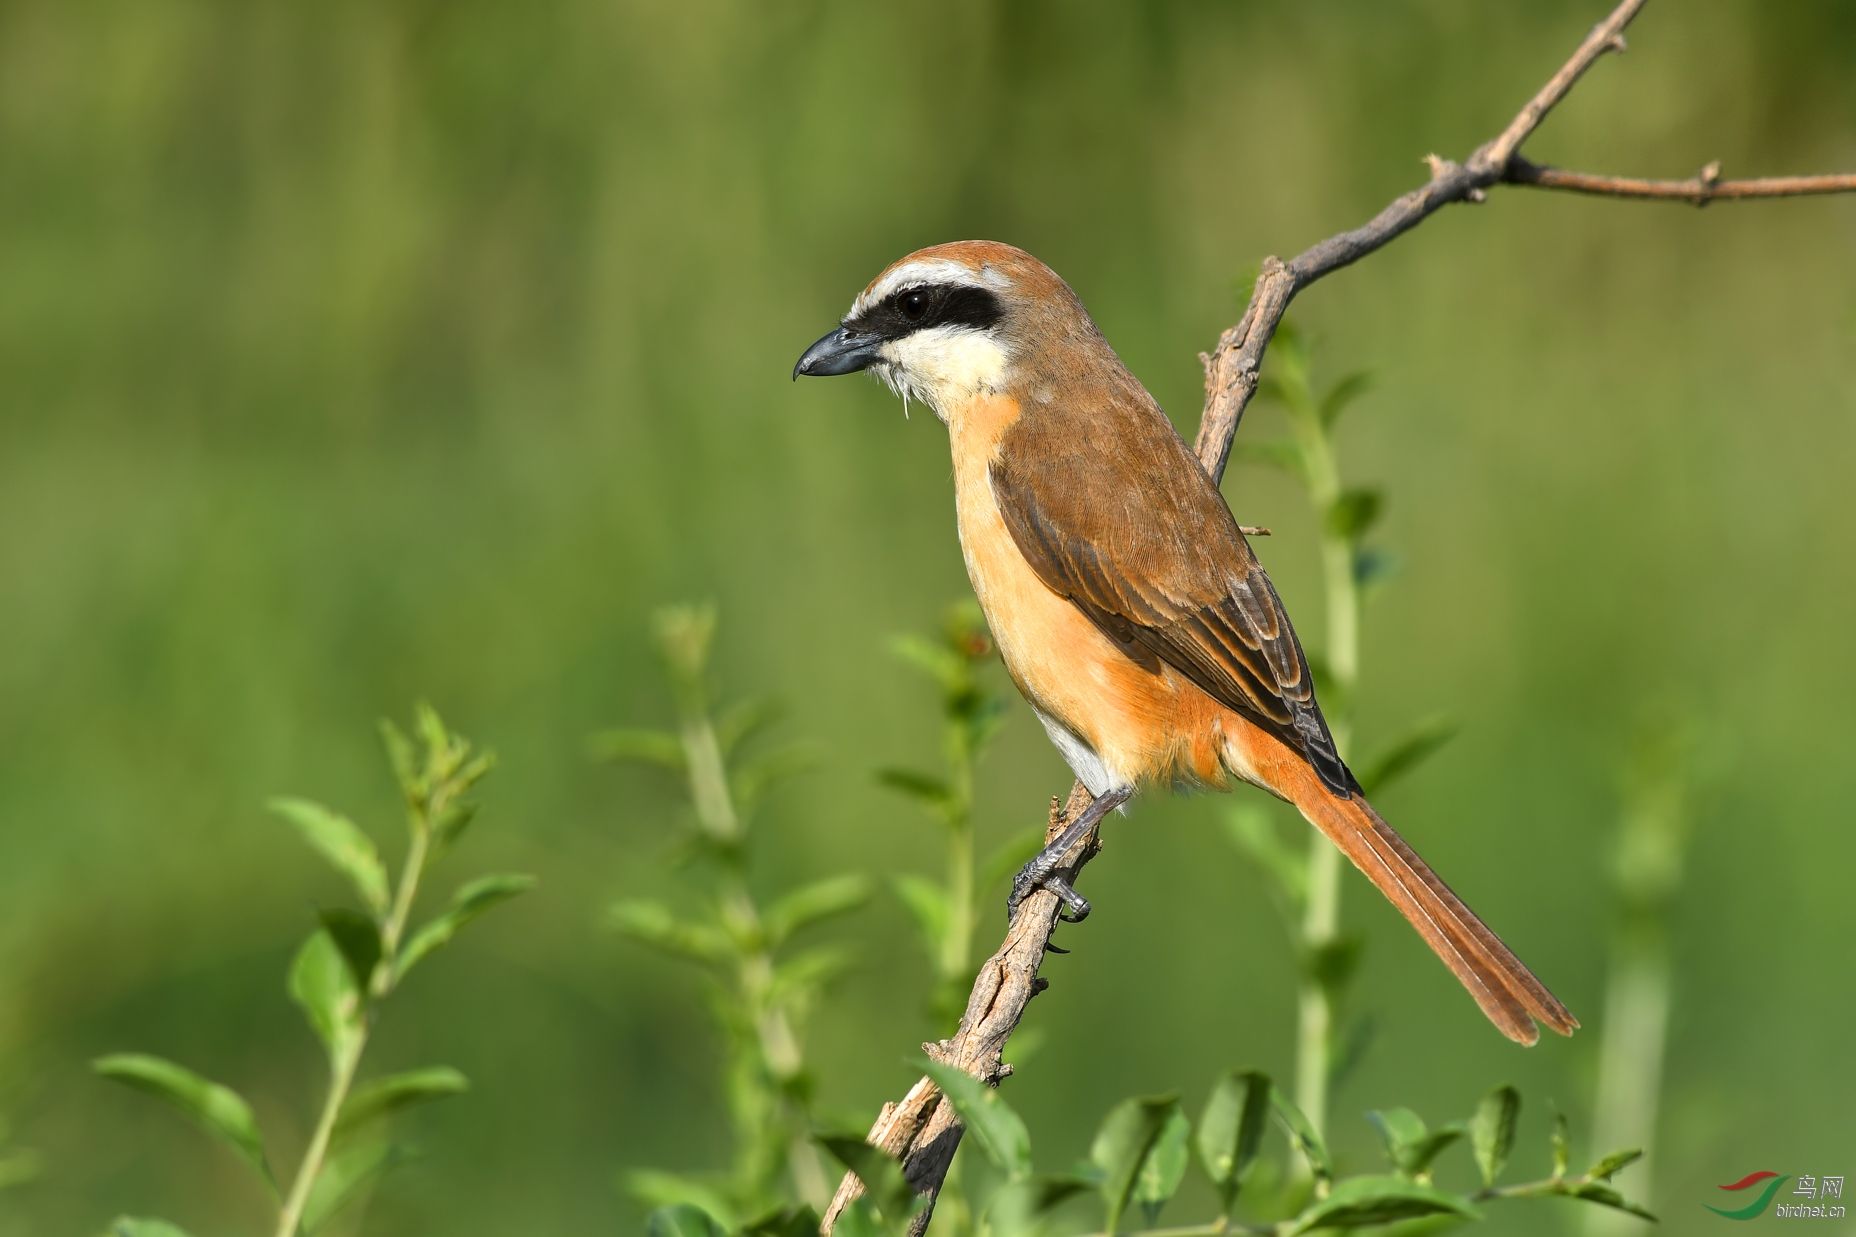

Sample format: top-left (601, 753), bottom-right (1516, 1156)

top-left (601, 605), bottom-right (870, 1231)
top-left (833, 1068), bottom-right (1648, 1237)
top-left (97, 705), bottom-right (531, 1237)
top-left (880, 603), bottom-right (1037, 1028)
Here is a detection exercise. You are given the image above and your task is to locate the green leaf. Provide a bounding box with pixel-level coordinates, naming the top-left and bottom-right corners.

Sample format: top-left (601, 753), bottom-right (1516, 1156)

top-left (1286, 1175), bottom-right (1479, 1233)
top-left (428, 792), bottom-right (485, 854)
top-left (1330, 1012), bottom-right (1378, 1093)
top-left (1353, 546), bottom-right (1399, 588)
top-left (270, 798), bottom-right (390, 917)
top-left (609, 901), bottom-right (732, 964)
top-left (1354, 719), bottom-right (1458, 798)
top-left (764, 875), bottom-right (872, 946)
top-left (1197, 1070), bottom-right (1270, 1200)
top-left (1369, 1107), bottom-right (1427, 1162)
top-left (415, 701), bottom-right (451, 769)
top-left (1470, 1085), bottom-right (1519, 1187)
top-left (1090, 1095), bottom-right (1179, 1233)
top-left (1584, 1148), bottom-right (1643, 1181)
top-left (917, 1056), bottom-right (1033, 1181)
top-left (732, 741), bottom-right (823, 817)
top-left (816, 1134), bottom-right (918, 1228)
top-left (303, 1139), bottom-right (411, 1233)
top-left (1319, 370), bottom-right (1373, 428)
top-left (1223, 805), bottom-right (1307, 908)
top-left (335, 1066), bottom-right (468, 1137)
top-left (394, 873), bottom-right (535, 982)
top-left (94, 1054), bottom-right (271, 1186)
top-left (742, 1204), bottom-right (821, 1237)
top-left (1565, 1181), bottom-right (1656, 1220)
top-left (942, 600), bottom-right (993, 659)
top-left (981, 827), bottom-right (1047, 892)
top-left (831, 1198), bottom-right (885, 1237)
top-left (380, 718), bottom-right (418, 799)
top-left (1265, 318), bottom-right (1309, 376)
top-left (1550, 1106), bottom-right (1570, 1180)
top-left (714, 696), bottom-right (785, 758)
top-left (1327, 487), bottom-right (1384, 542)
top-left (987, 1175), bottom-right (1095, 1237)
top-left (319, 907), bottom-right (382, 995)
top-left (876, 768), bottom-right (956, 819)
top-left (892, 876), bottom-right (952, 958)
top-left (960, 692), bottom-right (1008, 754)
top-left (624, 1169), bottom-right (740, 1233)
top-left (1303, 932), bottom-right (1364, 993)
top-left (1401, 1126), bottom-right (1466, 1180)
top-left (1271, 1086), bottom-right (1332, 1185)
top-left (1369, 1108), bottom-right (1464, 1179)
top-left (1132, 1104), bottom-right (1190, 1223)
top-left (653, 604), bottom-right (718, 708)
top-left (646, 1204), bottom-right (730, 1237)
top-left (767, 945), bottom-right (857, 1005)
top-left (289, 928), bottom-right (364, 1064)
top-left (588, 727), bottom-right (687, 770)
top-left (890, 633), bottom-right (965, 693)
top-left (103, 1219), bottom-right (196, 1237)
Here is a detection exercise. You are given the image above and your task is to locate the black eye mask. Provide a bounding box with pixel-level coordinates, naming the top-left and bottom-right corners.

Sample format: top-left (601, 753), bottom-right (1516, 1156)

top-left (849, 283), bottom-right (1004, 341)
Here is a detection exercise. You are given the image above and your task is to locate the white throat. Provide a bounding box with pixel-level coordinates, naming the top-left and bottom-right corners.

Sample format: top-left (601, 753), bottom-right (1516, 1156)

top-left (873, 327), bottom-right (1009, 423)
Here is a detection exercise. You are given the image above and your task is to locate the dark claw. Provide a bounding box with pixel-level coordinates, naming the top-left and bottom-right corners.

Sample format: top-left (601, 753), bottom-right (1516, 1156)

top-left (1044, 941), bottom-right (1070, 955)
top-left (1003, 785), bottom-right (1131, 926)
top-left (1046, 876), bottom-right (1091, 922)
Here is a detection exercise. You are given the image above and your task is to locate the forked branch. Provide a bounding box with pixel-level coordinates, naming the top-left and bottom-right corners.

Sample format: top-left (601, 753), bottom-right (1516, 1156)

top-left (1192, 0), bottom-right (1854, 482)
top-left (823, 1), bottom-right (1853, 1230)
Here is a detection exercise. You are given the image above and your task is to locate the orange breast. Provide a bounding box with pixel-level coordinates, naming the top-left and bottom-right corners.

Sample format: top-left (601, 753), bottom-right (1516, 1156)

top-left (946, 393), bottom-right (1257, 792)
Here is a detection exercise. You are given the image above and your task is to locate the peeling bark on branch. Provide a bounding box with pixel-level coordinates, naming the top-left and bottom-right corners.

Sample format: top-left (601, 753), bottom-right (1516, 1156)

top-left (821, 784), bottom-right (1097, 1234)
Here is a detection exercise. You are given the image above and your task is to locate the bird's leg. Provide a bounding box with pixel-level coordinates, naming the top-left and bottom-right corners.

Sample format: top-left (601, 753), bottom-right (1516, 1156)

top-left (1008, 786), bottom-right (1133, 924)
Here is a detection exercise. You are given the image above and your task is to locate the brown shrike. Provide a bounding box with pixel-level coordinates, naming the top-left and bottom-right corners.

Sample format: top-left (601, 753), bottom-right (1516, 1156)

top-left (795, 241), bottom-right (1574, 1045)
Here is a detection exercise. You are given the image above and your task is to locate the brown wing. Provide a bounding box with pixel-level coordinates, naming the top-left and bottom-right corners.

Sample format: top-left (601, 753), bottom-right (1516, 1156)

top-left (990, 389), bottom-right (1351, 795)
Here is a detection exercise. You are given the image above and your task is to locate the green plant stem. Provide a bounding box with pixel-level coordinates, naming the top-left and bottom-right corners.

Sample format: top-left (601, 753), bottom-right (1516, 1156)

top-left (1293, 837), bottom-right (1340, 1142)
top-left (274, 1039), bottom-right (365, 1237)
top-left (940, 710), bottom-right (977, 989)
top-left (1284, 374), bottom-right (1360, 1143)
top-left (943, 809), bottom-right (974, 984)
top-left (1585, 727), bottom-right (1688, 1235)
top-left (375, 809), bottom-right (433, 995)
top-left (1475, 1174), bottom-right (1598, 1202)
top-left (1075, 1220), bottom-right (1276, 1237)
top-left (678, 687), bottom-right (826, 1208)
top-left (685, 715), bottom-right (741, 843)
top-left (281, 781), bottom-right (441, 1233)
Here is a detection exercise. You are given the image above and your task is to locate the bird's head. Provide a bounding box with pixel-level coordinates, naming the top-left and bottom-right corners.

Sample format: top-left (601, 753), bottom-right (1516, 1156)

top-left (793, 241), bottom-right (1084, 420)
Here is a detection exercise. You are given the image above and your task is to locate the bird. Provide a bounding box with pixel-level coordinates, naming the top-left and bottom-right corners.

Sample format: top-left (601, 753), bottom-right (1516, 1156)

top-left (793, 240), bottom-right (1575, 1045)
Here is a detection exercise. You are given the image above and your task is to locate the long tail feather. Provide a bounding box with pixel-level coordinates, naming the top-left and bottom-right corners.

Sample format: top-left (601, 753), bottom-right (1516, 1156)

top-left (1289, 772), bottom-right (1577, 1045)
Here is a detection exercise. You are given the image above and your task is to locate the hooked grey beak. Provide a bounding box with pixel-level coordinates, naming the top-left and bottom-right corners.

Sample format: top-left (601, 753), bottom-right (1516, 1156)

top-left (793, 326), bottom-right (883, 379)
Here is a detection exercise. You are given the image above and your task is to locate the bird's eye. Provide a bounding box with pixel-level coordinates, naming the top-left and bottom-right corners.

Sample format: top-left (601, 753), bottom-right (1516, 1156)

top-left (899, 290), bottom-right (929, 320)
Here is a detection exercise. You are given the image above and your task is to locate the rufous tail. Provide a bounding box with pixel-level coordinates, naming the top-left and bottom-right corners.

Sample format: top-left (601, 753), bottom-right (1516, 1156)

top-left (1289, 770), bottom-right (1577, 1045)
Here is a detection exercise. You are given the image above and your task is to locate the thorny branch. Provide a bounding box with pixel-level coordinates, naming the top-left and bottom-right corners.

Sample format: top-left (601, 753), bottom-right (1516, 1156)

top-left (823, 1), bottom-right (1855, 1230)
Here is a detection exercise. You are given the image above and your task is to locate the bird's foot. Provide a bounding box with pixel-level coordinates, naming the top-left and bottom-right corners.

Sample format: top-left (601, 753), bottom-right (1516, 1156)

top-left (1005, 786), bottom-right (1132, 925)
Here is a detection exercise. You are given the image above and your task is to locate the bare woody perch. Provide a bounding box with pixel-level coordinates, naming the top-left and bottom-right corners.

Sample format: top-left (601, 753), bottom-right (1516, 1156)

top-left (822, 0), bottom-right (1856, 1230)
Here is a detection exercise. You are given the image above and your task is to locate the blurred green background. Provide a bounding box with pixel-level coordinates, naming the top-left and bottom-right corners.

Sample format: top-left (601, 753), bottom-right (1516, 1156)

top-left (1, 0), bottom-right (1852, 1232)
